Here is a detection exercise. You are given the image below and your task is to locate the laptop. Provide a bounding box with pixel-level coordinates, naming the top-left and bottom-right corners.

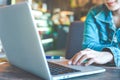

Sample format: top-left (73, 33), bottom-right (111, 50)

top-left (0, 2), bottom-right (105, 80)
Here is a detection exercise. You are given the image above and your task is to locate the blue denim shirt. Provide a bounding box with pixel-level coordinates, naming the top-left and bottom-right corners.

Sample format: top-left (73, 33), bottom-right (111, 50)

top-left (82, 4), bottom-right (120, 67)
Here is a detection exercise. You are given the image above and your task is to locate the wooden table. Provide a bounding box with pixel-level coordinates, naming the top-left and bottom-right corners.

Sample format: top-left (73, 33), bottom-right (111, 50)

top-left (0, 62), bottom-right (120, 80)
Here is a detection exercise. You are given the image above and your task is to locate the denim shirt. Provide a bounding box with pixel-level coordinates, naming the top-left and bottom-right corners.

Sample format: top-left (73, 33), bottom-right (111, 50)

top-left (82, 4), bottom-right (120, 67)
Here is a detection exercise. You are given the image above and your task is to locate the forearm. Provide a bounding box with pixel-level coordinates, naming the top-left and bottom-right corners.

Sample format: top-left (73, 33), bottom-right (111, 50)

top-left (101, 51), bottom-right (113, 64)
top-left (102, 47), bottom-right (120, 67)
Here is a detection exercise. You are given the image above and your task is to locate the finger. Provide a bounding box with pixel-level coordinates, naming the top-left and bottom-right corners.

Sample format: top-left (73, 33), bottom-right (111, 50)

top-left (76, 54), bottom-right (88, 65)
top-left (70, 51), bottom-right (83, 65)
top-left (68, 54), bottom-right (79, 65)
top-left (85, 58), bottom-right (94, 66)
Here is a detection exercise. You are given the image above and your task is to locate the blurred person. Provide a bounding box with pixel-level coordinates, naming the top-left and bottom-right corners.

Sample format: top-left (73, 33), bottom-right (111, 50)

top-left (68, 0), bottom-right (120, 67)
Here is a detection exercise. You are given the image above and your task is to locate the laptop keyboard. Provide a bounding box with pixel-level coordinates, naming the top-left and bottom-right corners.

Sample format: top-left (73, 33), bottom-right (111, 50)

top-left (48, 62), bottom-right (81, 75)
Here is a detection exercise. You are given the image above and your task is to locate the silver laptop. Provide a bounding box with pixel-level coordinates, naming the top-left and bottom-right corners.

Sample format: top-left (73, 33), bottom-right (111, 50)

top-left (0, 2), bottom-right (105, 80)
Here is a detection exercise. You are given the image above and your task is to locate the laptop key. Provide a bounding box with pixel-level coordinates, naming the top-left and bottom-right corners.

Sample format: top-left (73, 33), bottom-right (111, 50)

top-left (48, 62), bottom-right (81, 75)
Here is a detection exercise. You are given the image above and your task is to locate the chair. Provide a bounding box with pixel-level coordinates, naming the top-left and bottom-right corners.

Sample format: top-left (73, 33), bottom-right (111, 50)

top-left (65, 21), bottom-right (84, 59)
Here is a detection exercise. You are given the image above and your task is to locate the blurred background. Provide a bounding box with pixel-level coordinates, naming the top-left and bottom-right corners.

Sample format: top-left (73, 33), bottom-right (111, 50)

top-left (0, 0), bottom-right (103, 60)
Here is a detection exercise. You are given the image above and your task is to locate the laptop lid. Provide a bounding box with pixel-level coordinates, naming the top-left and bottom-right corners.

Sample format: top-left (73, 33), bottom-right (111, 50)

top-left (0, 2), bottom-right (105, 80)
top-left (0, 2), bottom-right (52, 80)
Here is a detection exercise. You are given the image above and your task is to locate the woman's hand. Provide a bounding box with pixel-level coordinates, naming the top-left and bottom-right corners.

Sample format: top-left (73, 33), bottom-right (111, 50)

top-left (68, 48), bottom-right (113, 66)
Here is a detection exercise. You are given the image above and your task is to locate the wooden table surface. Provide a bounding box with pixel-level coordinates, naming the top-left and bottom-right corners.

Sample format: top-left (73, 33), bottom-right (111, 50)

top-left (0, 62), bottom-right (120, 80)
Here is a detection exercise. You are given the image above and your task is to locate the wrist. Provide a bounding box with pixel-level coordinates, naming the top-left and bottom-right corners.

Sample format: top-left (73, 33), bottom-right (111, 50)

top-left (103, 51), bottom-right (114, 63)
